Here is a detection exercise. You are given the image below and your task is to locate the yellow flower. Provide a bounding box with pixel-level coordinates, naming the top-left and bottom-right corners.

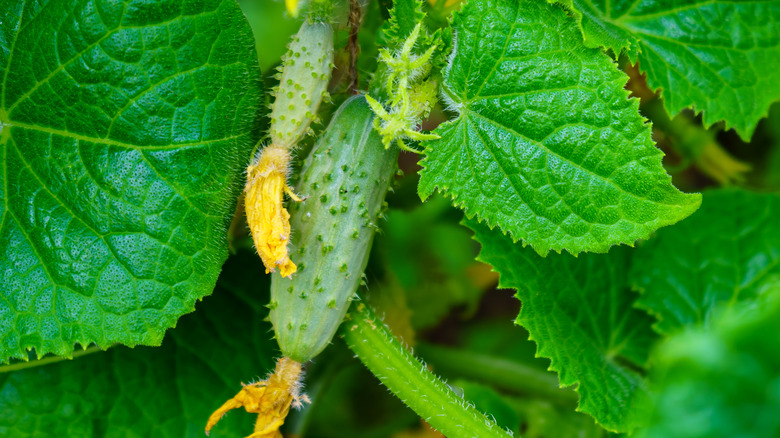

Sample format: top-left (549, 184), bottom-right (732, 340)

top-left (206, 357), bottom-right (309, 438)
top-left (245, 144), bottom-right (299, 278)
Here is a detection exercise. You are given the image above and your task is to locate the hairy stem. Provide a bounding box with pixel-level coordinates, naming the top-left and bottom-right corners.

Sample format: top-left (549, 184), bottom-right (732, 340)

top-left (341, 302), bottom-right (515, 438)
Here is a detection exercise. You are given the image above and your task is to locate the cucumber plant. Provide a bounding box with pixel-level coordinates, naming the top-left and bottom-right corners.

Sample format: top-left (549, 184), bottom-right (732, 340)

top-left (2, 0), bottom-right (780, 437)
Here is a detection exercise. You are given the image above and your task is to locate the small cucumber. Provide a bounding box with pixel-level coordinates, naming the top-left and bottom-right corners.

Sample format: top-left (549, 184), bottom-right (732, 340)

top-left (270, 20), bottom-right (334, 149)
top-left (245, 18), bottom-right (334, 277)
top-left (269, 96), bottom-right (399, 362)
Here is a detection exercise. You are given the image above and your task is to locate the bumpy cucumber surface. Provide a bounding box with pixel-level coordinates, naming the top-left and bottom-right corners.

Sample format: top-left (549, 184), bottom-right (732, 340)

top-left (269, 96), bottom-right (399, 362)
top-left (270, 20), bottom-right (334, 149)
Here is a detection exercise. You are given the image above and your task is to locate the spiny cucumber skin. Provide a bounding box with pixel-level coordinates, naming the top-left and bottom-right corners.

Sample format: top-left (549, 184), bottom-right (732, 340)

top-left (270, 20), bottom-right (334, 149)
top-left (270, 96), bottom-right (399, 362)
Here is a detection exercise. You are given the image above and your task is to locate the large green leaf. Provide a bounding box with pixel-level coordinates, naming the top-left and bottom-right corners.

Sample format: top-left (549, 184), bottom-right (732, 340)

top-left (632, 189), bottom-right (780, 336)
top-left (0, 251), bottom-right (279, 438)
top-left (0, 0), bottom-right (262, 362)
top-left (468, 219), bottom-right (656, 432)
top-left (557, 0), bottom-right (780, 140)
top-left (639, 290), bottom-right (780, 438)
top-left (419, 0), bottom-right (700, 256)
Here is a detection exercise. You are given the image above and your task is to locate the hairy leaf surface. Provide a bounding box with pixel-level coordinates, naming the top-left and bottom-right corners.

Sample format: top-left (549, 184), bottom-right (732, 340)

top-left (468, 219), bottom-right (656, 432)
top-left (0, 252), bottom-right (278, 438)
top-left (632, 189), bottom-right (780, 335)
top-left (557, 0), bottom-right (780, 140)
top-left (640, 290), bottom-right (780, 438)
top-left (0, 0), bottom-right (262, 362)
top-left (419, 0), bottom-right (700, 255)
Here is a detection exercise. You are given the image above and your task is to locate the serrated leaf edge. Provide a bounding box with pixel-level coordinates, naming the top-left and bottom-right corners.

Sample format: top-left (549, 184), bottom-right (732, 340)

top-left (466, 225), bottom-right (638, 433)
top-left (550, 0), bottom-right (772, 140)
top-left (418, 0), bottom-right (701, 256)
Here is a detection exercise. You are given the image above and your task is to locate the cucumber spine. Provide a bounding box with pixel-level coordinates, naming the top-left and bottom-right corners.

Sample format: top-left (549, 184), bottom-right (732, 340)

top-left (270, 96), bottom-right (399, 362)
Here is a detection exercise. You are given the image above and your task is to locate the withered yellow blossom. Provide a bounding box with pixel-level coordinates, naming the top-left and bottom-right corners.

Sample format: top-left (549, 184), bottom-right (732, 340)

top-left (245, 144), bottom-right (300, 278)
top-left (206, 357), bottom-right (310, 438)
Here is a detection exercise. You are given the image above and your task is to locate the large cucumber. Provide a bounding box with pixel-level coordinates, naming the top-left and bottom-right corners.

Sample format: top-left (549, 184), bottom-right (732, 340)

top-left (269, 96), bottom-right (399, 362)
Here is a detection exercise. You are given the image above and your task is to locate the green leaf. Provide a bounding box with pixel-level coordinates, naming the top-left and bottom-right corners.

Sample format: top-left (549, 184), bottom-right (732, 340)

top-left (557, 0), bottom-right (780, 140)
top-left (0, 251), bottom-right (279, 438)
top-left (468, 218), bottom-right (657, 432)
top-left (639, 290), bottom-right (780, 438)
top-left (631, 189), bottom-right (780, 336)
top-left (0, 0), bottom-right (262, 362)
top-left (419, 0), bottom-right (700, 256)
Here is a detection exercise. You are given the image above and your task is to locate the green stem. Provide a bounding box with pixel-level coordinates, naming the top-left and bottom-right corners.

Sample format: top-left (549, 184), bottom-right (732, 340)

top-left (341, 302), bottom-right (515, 438)
top-left (415, 343), bottom-right (578, 408)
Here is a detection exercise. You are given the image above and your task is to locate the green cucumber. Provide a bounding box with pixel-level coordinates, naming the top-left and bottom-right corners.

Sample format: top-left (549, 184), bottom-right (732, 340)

top-left (270, 20), bottom-right (334, 149)
top-left (269, 96), bottom-right (399, 362)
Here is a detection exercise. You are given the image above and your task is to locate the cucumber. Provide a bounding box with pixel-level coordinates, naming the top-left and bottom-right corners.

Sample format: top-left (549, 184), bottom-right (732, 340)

top-left (245, 18), bottom-right (334, 278)
top-left (206, 17), bottom-right (339, 435)
top-left (269, 20), bottom-right (334, 149)
top-left (269, 95), bottom-right (399, 362)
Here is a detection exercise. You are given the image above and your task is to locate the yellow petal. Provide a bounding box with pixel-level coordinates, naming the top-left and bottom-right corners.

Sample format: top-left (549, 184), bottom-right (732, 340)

top-left (245, 145), bottom-right (298, 278)
top-left (206, 357), bottom-right (309, 438)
